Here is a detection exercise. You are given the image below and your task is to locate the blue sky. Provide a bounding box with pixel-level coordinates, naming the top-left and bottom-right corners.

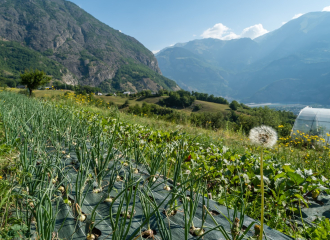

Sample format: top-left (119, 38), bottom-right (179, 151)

top-left (69, 0), bottom-right (330, 53)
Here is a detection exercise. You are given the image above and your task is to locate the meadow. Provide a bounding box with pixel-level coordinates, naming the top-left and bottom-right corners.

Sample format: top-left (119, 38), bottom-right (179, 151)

top-left (7, 89), bottom-right (231, 114)
top-left (94, 95), bottom-right (230, 114)
top-left (0, 89), bottom-right (330, 239)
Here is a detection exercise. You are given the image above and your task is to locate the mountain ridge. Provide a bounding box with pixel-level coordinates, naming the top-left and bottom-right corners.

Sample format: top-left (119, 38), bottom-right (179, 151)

top-left (157, 46), bottom-right (230, 94)
top-left (156, 11), bottom-right (330, 104)
top-left (0, 0), bottom-right (179, 92)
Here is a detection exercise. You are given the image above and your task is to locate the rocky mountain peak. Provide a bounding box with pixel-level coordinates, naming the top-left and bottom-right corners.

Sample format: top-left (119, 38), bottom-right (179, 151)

top-left (0, 0), bottom-right (178, 92)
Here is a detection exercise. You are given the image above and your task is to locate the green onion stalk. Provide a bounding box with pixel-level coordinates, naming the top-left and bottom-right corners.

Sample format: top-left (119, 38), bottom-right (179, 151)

top-left (109, 177), bottom-right (140, 240)
top-left (128, 135), bottom-right (148, 176)
top-left (104, 160), bottom-right (121, 203)
top-left (166, 138), bottom-right (187, 215)
top-left (74, 144), bottom-right (93, 221)
top-left (25, 159), bottom-right (52, 197)
top-left (127, 181), bottom-right (173, 240)
top-left (153, 204), bottom-right (173, 240)
top-left (143, 146), bottom-right (166, 188)
top-left (132, 135), bottom-right (146, 166)
top-left (33, 184), bottom-right (61, 240)
top-left (139, 187), bottom-right (155, 238)
top-left (200, 202), bottom-right (256, 240)
top-left (181, 173), bottom-right (205, 239)
top-left (86, 194), bottom-right (109, 240)
top-left (89, 123), bottom-right (119, 193)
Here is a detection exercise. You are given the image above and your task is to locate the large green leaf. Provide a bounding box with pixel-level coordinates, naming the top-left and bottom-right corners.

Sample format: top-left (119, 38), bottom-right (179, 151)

top-left (282, 165), bottom-right (295, 173)
top-left (274, 172), bottom-right (286, 180)
top-left (287, 172), bottom-right (305, 185)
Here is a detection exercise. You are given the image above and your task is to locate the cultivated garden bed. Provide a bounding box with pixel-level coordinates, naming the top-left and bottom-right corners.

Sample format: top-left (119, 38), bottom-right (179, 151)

top-left (0, 90), bottom-right (329, 239)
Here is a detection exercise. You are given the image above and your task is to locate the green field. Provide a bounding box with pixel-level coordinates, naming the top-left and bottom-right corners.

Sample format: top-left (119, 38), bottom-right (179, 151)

top-left (8, 88), bottom-right (233, 116)
top-left (96, 95), bottom-right (231, 114)
top-left (9, 88), bottom-right (71, 98)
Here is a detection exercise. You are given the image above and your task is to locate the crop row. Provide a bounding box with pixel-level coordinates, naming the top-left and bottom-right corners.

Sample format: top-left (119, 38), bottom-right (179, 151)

top-left (0, 91), bottom-right (329, 239)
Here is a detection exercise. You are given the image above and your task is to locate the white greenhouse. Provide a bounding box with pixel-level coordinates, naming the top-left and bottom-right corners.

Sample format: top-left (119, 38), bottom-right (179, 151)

top-left (292, 107), bottom-right (330, 140)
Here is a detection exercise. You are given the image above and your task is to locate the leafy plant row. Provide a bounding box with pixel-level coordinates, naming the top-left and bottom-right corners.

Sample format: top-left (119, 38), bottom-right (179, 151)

top-left (0, 91), bottom-right (329, 239)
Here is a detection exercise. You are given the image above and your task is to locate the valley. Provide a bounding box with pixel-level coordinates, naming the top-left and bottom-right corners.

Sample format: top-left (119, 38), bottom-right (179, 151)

top-left (1, 0), bottom-right (330, 239)
top-left (156, 12), bottom-right (330, 105)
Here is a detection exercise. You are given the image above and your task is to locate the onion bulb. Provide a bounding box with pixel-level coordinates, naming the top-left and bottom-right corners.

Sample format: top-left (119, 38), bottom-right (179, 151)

top-left (104, 197), bottom-right (113, 203)
top-left (144, 229), bottom-right (153, 237)
top-left (166, 209), bottom-right (176, 216)
top-left (194, 228), bottom-right (204, 236)
top-left (86, 234), bottom-right (95, 240)
top-left (78, 214), bottom-right (86, 222)
top-left (93, 188), bottom-right (102, 193)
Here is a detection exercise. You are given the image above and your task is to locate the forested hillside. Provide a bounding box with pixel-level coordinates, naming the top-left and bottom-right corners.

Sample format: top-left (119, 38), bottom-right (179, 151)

top-left (0, 0), bottom-right (179, 92)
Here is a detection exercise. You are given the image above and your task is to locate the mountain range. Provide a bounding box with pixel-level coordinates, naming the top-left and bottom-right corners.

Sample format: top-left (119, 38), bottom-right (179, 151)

top-left (156, 11), bottom-right (330, 104)
top-left (0, 0), bottom-right (179, 92)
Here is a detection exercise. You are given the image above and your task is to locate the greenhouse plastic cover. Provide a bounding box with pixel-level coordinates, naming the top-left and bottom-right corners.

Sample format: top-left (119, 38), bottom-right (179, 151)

top-left (52, 151), bottom-right (294, 240)
top-left (292, 107), bottom-right (330, 139)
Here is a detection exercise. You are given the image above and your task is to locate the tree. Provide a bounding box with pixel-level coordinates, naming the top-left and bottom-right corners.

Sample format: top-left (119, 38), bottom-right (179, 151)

top-left (193, 104), bottom-right (202, 111)
top-left (229, 100), bottom-right (240, 111)
top-left (20, 69), bottom-right (51, 96)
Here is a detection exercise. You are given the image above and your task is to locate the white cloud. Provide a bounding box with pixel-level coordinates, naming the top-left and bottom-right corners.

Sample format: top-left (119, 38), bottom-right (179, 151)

top-left (119, 30), bottom-right (122, 32)
top-left (201, 23), bottom-right (268, 40)
top-left (221, 32), bottom-right (240, 40)
top-left (240, 24), bottom-right (269, 39)
top-left (152, 50), bottom-right (160, 54)
top-left (201, 23), bottom-right (238, 40)
top-left (169, 44), bottom-right (174, 47)
top-left (292, 13), bottom-right (303, 19)
top-left (193, 34), bottom-right (196, 37)
top-left (282, 21), bottom-right (287, 25)
top-left (322, 6), bottom-right (330, 11)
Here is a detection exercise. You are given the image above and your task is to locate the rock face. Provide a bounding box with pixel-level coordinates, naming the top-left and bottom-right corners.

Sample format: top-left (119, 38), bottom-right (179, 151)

top-left (0, 0), bottom-right (178, 91)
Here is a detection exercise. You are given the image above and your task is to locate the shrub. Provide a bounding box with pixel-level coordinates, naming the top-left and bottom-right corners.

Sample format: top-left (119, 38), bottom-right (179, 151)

top-left (160, 90), bottom-right (195, 108)
top-left (193, 104), bottom-right (202, 111)
top-left (229, 100), bottom-right (240, 111)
